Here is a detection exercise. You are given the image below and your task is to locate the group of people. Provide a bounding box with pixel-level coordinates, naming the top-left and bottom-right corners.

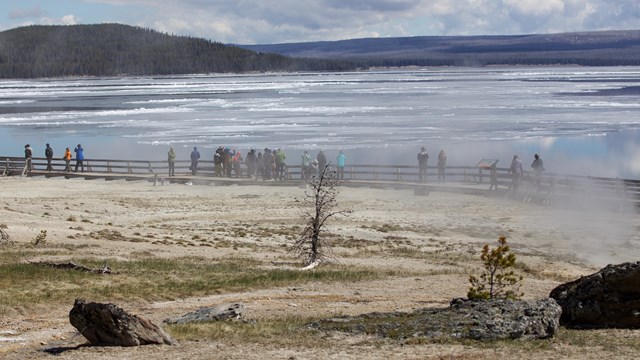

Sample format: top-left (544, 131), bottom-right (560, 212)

top-left (300, 149), bottom-right (346, 180)
top-left (169, 146), bottom-right (348, 181)
top-left (417, 146), bottom-right (546, 190)
top-left (23, 143), bottom-right (85, 173)
top-left (417, 147), bottom-right (447, 183)
top-left (172, 146), bottom-right (290, 181)
top-left (509, 153), bottom-right (545, 190)
top-left (21, 143), bottom-right (544, 187)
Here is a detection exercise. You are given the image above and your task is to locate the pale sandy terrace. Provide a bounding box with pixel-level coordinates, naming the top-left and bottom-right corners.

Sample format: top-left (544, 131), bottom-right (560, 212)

top-left (0, 176), bottom-right (639, 359)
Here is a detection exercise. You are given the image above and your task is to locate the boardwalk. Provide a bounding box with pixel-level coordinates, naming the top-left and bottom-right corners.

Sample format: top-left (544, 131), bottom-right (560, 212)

top-left (2, 155), bottom-right (639, 211)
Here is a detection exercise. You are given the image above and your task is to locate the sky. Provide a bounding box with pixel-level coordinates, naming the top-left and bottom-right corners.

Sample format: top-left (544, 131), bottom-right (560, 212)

top-left (1, 0), bottom-right (640, 44)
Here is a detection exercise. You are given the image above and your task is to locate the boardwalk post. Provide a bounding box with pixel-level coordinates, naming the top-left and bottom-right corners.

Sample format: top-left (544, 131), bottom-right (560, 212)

top-left (148, 162), bottom-right (153, 174)
top-left (107, 161), bottom-right (112, 173)
top-left (617, 178), bottom-right (627, 212)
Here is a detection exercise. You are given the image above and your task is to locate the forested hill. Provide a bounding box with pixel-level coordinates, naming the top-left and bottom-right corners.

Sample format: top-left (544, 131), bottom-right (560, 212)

top-left (238, 30), bottom-right (640, 67)
top-left (0, 24), bottom-right (355, 78)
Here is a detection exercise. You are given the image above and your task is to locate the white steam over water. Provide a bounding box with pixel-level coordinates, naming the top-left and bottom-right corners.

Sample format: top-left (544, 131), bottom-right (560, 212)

top-left (1, 67), bottom-right (640, 178)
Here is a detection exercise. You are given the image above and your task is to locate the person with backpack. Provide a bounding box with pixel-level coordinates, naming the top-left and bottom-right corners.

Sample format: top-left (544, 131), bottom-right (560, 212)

top-left (531, 153), bottom-right (545, 188)
top-left (214, 147), bottom-right (224, 177)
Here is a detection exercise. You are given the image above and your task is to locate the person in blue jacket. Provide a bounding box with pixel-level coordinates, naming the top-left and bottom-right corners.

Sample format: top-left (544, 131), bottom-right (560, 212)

top-left (190, 146), bottom-right (200, 175)
top-left (336, 150), bottom-right (346, 179)
top-left (74, 144), bottom-right (84, 172)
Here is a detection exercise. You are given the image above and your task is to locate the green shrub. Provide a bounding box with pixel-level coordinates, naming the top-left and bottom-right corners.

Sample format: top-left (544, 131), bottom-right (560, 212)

top-left (467, 236), bottom-right (523, 300)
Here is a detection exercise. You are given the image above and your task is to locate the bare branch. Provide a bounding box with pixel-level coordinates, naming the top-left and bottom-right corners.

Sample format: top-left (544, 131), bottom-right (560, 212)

top-left (292, 162), bottom-right (349, 266)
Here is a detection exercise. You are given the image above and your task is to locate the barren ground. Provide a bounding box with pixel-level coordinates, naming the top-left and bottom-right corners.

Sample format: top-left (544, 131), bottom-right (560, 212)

top-left (0, 177), bottom-right (639, 359)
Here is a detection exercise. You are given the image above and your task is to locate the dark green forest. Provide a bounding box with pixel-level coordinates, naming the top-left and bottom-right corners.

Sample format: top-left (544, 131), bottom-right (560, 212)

top-left (0, 24), bottom-right (356, 78)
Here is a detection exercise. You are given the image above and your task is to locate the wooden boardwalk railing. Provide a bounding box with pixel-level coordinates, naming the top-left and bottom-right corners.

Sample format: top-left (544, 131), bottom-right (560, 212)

top-left (2, 156), bottom-right (639, 210)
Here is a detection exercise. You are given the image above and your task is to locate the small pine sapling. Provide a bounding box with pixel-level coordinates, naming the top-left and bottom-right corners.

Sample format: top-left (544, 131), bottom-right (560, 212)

top-left (32, 230), bottom-right (47, 246)
top-left (468, 236), bottom-right (523, 300)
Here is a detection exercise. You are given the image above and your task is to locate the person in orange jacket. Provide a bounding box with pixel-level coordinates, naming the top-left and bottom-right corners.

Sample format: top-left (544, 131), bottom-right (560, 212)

top-left (63, 147), bottom-right (72, 172)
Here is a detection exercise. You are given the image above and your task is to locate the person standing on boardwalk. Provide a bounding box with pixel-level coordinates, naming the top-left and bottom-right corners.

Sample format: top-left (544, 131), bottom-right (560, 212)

top-left (232, 149), bottom-right (243, 177)
top-left (336, 150), bottom-right (346, 180)
top-left (214, 147), bottom-right (224, 177)
top-left (275, 148), bottom-right (286, 180)
top-left (45, 143), bottom-right (54, 171)
top-left (531, 153), bottom-right (545, 188)
top-left (417, 147), bottom-right (429, 183)
top-left (437, 150), bottom-right (447, 182)
top-left (63, 147), bottom-right (72, 172)
top-left (24, 144), bottom-right (33, 172)
top-left (224, 147), bottom-right (232, 177)
top-left (317, 150), bottom-right (327, 174)
top-left (167, 146), bottom-right (176, 177)
top-left (190, 146), bottom-right (200, 175)
top-left (263, 148), bottom-right (273, 180)
top-left (301, 150), bottom-right (311, 179)
top-left (245, 149), bottom-right (257, 178)
top-left (509, 155), bottom-right (523, 190)
top-left (74, 144), bottom-right (84, 172)
top-left (256, 151), bottom-right (264, 180)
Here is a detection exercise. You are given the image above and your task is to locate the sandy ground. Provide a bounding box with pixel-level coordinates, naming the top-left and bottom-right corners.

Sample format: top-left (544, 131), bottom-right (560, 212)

top-left (0, 176), bottom-right (639, 359)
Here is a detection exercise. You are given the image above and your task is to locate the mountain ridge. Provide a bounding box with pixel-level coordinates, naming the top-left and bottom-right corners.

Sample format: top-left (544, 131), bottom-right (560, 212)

top-left (237, 30), bottom-right (640, 67)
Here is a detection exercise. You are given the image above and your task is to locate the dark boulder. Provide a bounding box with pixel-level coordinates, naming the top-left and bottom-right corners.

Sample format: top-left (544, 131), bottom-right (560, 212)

top-left (550, 261), bottom-right (640, 328)
top-left (315, 298), bottom-right (561, 341)
top-left (69, 299), bottom-right (177, 346)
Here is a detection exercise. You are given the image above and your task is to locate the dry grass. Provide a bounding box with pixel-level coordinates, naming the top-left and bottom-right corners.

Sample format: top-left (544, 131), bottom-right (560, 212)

top-left (0, 251), bottom-right (407, 310)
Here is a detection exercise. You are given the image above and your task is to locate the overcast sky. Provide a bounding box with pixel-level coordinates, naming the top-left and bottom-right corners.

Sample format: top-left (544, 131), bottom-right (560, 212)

top-left (2, 0), bottom-right (640, 44)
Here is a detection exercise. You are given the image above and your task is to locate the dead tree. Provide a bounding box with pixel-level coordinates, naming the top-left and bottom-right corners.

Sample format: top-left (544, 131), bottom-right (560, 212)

top-left (293, 163), bottom-right (349, 267)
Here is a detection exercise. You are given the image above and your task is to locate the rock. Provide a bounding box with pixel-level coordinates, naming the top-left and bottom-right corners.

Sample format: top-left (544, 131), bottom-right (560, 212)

top-left (315, 298), bottom-right (561, 341)
top-left (164, 303), bottom-right (245, 324)
top-left (0, 228), bottom-right (10, 245)
top-left (69, 299), bottom-right (177, 346)
top-left (549, 261), bottom-right (640, 328)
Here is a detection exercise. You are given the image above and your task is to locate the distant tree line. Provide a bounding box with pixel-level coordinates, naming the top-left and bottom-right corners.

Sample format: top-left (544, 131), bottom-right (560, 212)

top-left (0, 24), bottom-right (356, 79)
top-left (3, 25), bottom-right (640, 79)
top-left (241, 31), bottom-right (640, 68)
top-left (347, 53), bottom-right (640, 68)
